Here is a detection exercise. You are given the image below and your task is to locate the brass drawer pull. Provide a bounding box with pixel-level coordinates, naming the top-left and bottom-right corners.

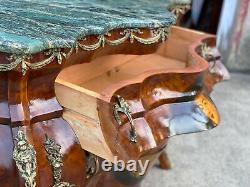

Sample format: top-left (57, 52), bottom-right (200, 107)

top-left (113, 95), bottom-right (137, 143)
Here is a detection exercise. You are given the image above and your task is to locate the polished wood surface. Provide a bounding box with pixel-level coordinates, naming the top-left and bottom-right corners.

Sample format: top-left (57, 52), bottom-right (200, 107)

top-left (0, 27), bottom-right (165, 187)
top-left (0, 125), bottom-right (18, 187)
top-left (0, 26), bottom-right (228, 187)
top-left (55, 27), bottom-right (224, 164)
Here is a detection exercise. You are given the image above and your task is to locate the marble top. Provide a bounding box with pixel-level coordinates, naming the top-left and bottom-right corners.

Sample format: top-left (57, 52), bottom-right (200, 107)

top-left (0, 0), bottom-right (191, 55)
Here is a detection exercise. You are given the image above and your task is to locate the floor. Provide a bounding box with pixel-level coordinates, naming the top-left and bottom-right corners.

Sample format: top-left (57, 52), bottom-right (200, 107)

top-left (143, 73), bottom-right (250, 187)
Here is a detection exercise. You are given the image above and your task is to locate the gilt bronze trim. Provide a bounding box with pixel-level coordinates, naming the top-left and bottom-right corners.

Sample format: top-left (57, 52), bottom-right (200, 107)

top-left (13, 129), bottom-right (37, 187)
top-left (44, 134), bottom-right (75, 187)
top-left (2, 27), bottom-right (170, 75)
top-left (77, 27), bottom-right (170, 51)
top-left (4, 48), bottom-right (69, 75)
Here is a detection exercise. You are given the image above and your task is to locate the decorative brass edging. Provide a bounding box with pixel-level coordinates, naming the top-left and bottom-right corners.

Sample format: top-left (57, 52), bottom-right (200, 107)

top-left (44, 134), bottom-right (75, 187)
top-left (76, 27), bottom-right (169, 51)
top-left (113, 95), bottom-right (137, 143)
top-left (1, 27), bottom-right (170, 75)
top-left (13, 129), bottom-right (37, 187)
top-left (169, 4), bottom-right (191, 18)
top-left (4, 48), bottom-right (69, 75)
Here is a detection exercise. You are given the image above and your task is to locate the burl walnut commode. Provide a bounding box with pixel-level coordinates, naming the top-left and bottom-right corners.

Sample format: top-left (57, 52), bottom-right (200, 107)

top-left (0, 1), bottom-right (229, 187)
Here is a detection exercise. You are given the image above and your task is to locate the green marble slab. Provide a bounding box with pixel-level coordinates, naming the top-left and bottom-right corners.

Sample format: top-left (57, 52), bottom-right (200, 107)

top-left (0, 0), bottom-right (192, 55)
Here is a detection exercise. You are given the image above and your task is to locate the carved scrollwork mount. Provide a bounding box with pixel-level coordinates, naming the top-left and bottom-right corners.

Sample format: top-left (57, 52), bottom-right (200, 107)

top-left (13, 129), bottom-right (37, 187)
top-left (44, 134), bottom-right (75, 187)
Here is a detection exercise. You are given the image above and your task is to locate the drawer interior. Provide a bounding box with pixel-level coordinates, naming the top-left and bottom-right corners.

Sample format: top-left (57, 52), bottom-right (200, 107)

top-left (57, 54), bottom-right (186, 93)
top-left (56, 26), bottom-right (201, 95)
top-left (55, 27), bottom-right (206, 120)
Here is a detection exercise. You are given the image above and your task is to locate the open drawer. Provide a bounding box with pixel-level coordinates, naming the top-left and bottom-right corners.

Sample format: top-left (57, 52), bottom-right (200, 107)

top-left (55, 27), bottom-right (223, 163)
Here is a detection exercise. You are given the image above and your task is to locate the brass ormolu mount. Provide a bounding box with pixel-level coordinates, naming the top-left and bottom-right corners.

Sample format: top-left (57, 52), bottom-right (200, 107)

top-left (44, 134), bottom-right (75, 187)
top-left (13, 129), bottom-right (37, 187)
top-left (13, 130), bottom-right (75, 187)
